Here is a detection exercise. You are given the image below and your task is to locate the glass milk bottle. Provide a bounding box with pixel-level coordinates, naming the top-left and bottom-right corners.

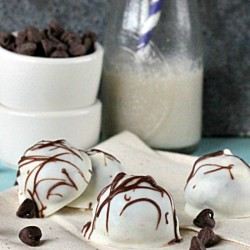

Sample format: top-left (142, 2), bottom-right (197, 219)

top-left (101, 0), bottom-right (203, 152)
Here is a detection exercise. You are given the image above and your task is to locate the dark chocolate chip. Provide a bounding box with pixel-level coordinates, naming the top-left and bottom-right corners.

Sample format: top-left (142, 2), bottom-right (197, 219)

top-left (0, 32), bottom-right (15, 47)
top-left (56, 42), bottom-right (68, 51)
top-left (198, 227), bottom-right (220, 247)
top-left (19, 226), bottom-right (42, 246)
top-left (189, 236), bottom-right (206, 250)
top-left (16, 198), bottom-right (38, 218)
top-left (45, 29), bottom-right (62, 44)
top-left (83, 37), bottom-right (95, 55)
top-left (26, 26), bottom-right (42, 43)
top-left (82, 30), bottom-right (97, 55)
top-left (0, 32), bottom-right (9, 46)
top-left (48, 22), bottom-right (64, 38)
top-left (69, 44), bottom-right (86, 56)
top-left (13, 180), bottom-right (18, 186)
top-left (60, 30), bottom-right (81, 46)
top-left (83, 37), bottom-right (92, 51)
top-left (5, 41), bottom-right (16, 51)
top-left (16, 42), bottom-right (37, 56)
top-left (82, 30), bottom-right (97, 43)
top-left (41, 39), bottom-right (57, 56)
top-left (35, 41), bottom-right (46, 57)
top-left (193, 209), bottom-right (215, 228)
top-left (50, 49), bottom-right (69, 58)
top-left (43, 24), bottom-right (62, 44)
top-left (16, 31), bottom-right (27, 45)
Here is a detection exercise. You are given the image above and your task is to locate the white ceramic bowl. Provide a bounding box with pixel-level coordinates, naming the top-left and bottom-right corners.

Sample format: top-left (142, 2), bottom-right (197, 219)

top-left (0, 42), bottom-right (103, 111)
top-left (0, 100), bottom-right (102, 168)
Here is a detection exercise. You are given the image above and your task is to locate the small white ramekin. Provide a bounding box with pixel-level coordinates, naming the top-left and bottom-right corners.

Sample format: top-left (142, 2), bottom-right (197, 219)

top-left (0, 42), bottom-right (103, 111)
top-left (0, 100), bottom-right (102, 168)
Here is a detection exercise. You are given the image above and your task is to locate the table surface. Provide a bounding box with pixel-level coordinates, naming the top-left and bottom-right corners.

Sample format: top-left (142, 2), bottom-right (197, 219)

top-left (1, 137), bottom-right (250, 192)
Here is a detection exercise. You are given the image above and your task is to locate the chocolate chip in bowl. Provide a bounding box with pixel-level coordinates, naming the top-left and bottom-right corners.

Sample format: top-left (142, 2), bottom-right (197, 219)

top-left (16, 42), bottom-right (37, 56)
top-left (19, 226), bottom-right (42, 247)
top-left (0, 32), bottom-right (14, 47)
top-left (47, 22), bottom-right (64, 38)
top-left (193, 209), bottom-right (216, 228)
top-left (0, 22), bottom-right (97, 58)
top-left (50, 48), bottom-right (69, 58)
top-left (26, 26), bottom-right (43, 43)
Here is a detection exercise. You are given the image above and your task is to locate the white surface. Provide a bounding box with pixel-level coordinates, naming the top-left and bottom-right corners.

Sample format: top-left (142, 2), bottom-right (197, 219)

top-left (0, 42), bottom-right (103, 111)
top-left (0, 100), bottom-right (102, 167)
top-left (0, 132), bottom-right (249, 249)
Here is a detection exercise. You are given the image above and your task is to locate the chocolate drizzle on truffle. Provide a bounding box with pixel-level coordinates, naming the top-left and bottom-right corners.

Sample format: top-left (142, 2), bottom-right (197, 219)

top-left (185, 150), bottom-right (250, 189)
top-left (83, 172), bottom-right (181, 244)
top-left (18, 140), bottom-right (89, 217)
top-left (46, 168), bottom-right (78, 199)
top-left (124, 194), bottom-right (131, 201)
top-left (120, 198), bottom-right (161, 229)
top-left (165, 212), bottom-right (169, 224)
top-left (87, 202), bottom-right (93, 210)
top-left (87, 148), bottom-right (121, 166)
top-left (23, 140), bottom-right (83, 159)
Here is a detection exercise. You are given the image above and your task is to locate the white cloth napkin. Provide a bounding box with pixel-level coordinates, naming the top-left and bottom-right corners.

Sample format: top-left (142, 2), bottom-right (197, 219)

top-left (0, 131), bottom-right (249, 249)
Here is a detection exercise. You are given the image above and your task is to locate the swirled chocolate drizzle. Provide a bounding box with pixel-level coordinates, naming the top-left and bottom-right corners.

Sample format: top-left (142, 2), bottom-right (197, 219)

top-left (83, 173), bottom-right (181, 244)
top-left (18, 140), bottom-right (90, 217)
top-left (185, 150), bottom-right (250, 189)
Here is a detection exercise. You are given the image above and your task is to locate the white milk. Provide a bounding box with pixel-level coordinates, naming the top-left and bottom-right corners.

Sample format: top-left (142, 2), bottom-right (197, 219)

top-left (101, 60), bottom-right (203, 151)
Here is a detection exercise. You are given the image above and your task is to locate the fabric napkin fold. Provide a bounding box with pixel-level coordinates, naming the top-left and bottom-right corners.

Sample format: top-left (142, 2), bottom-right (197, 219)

top-left (0, 131), bottom-right (249, 249)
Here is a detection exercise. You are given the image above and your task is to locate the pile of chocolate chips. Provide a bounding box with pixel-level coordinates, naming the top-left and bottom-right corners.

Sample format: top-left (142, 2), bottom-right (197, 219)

top-left (0, 22), bottom-right (97, 58)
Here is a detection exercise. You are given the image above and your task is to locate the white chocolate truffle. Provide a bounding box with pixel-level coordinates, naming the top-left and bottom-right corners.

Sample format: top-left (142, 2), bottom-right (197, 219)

top-left (17, 139), bottom-right (92, 217)
top-left (184, 149), bottom-right (250, 218)
top-left (82, 173), bottom-right (181, 248)
top-left (68, 149), bottom-right (123, 209)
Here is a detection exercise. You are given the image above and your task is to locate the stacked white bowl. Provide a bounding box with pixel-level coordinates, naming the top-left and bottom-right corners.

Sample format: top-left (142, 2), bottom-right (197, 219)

top-left (0, 42), bottom-right (104, 168)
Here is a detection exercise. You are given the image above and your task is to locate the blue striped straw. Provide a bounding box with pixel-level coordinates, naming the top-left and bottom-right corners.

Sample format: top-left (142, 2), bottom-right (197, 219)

top-left (137, 0), bottom-right (163, 52)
